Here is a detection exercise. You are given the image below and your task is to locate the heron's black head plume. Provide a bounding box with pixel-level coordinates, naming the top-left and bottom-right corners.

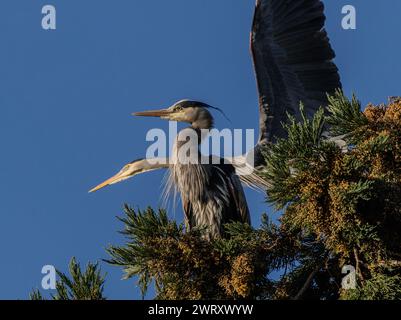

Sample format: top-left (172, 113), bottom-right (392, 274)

top-left (174, 99), bottom-right (231, 124)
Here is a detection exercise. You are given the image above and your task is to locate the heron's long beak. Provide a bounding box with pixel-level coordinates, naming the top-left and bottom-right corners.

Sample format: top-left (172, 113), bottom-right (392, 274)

top-left (89, 158), bottom-right (169, 193)
top-left (133, 108), bottom-right (173, 118)
top-left (89, 172), bottom-right (127, 193)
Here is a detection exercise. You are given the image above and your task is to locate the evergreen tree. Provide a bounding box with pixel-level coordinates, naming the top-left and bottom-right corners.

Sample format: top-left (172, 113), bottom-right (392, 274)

top-left (263, 91), bottom-right (401, 299)
top-left (31, 92), bottom-right (401, 300)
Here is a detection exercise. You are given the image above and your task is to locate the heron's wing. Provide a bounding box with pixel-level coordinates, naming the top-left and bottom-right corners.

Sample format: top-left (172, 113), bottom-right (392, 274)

top-left (213, 162), bottom-right (251, 226)
top-left (251, 0), bottom-right (341, 144)
top-left (182, 198), bottom-right (194, 231)
top-left (227, 172), bottom-right (251, 225)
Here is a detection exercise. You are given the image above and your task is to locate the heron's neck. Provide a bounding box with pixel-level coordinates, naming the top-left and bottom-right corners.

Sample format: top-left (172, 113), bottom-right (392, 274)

top-left (171, 127), bottom-right (203, 164)
top-left (191, 116), bottom-right (214, 130)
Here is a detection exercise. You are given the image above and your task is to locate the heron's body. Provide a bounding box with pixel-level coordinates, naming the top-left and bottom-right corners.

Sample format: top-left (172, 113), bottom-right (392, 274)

top-left (168, 126), bottom-right (250, 238)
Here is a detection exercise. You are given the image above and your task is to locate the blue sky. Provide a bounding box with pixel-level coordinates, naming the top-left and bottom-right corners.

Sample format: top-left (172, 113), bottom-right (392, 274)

top-left (0, 0), bottom-right (400, 299)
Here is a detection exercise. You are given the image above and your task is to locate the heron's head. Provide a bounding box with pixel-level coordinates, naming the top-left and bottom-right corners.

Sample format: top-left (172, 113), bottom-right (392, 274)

top-left (133, 100), bottom-right (214, 129)
top-left (89, 158), bottom-right (159, 193)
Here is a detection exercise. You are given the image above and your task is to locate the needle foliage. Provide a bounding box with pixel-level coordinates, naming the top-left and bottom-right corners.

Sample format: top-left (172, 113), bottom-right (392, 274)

top-left (31, 92), bottom-right (401, 300)
top-left (30, 257), bottom-right (106, 300)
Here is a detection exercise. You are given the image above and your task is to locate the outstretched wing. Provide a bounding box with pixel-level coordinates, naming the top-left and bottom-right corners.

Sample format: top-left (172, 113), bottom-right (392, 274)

top-left (251, 0), bottom-right (342, 144)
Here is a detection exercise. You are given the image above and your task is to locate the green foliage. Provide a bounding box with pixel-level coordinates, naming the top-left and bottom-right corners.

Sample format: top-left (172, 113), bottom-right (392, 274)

top-left (30, 257), bottom-right (106, 300)
top-left (106, 207), bottom-right (303, 299)
top-left (29, 92), bottom-right (401, 300)
top-left (263, 103), bottom-right (337, 209)
top-left (341, 273), bottom-right (401, 300)
top-left (326, 90), bottom-right (368, 141)
top-left (262, 91), bottom-right (401, 299)
top-left (29, 289), bottom-right (44, 300)
top-left (106, 206), bottom-right (188, 297)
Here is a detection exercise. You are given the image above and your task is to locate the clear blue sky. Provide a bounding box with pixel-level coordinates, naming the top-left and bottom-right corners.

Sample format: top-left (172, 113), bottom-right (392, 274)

top-left (0, 0), bottom-right (400, 299)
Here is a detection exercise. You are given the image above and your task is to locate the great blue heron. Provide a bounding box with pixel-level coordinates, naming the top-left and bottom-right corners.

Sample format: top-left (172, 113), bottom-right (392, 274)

top-left (138, 101), bottom-right (252, 238)
top-left (91, 100), bottom-right (251, 238)
top-left (90, 0), bottom-right (341, 238)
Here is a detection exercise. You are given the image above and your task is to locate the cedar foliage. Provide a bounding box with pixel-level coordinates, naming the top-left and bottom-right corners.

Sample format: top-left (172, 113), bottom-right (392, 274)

top-left (263, 91), bottom-right (401, 299)
top-left (31, 92), bottom-right (401, 300)
top-left (30, 257), bottom-right (106, 300)
top-left (106, 206), bottom-right (297, 299)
